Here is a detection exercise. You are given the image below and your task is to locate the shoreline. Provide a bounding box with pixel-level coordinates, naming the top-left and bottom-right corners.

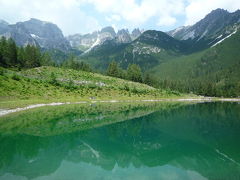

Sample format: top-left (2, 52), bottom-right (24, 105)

top-left (0, 97), bottom-right (240, 117)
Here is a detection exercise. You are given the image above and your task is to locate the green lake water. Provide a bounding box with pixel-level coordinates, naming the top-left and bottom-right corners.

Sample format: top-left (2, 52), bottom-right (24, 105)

top-left (0, 102), bottom-right (240, 180)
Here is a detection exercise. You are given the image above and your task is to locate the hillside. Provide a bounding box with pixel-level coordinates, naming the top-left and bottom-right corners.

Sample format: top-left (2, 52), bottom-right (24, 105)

top-left (81, 30), bottom-right (188, 71)
top-left (0, 66), bottom-right (185, 108)
top-left (150, 28), bottom-right (240, 97)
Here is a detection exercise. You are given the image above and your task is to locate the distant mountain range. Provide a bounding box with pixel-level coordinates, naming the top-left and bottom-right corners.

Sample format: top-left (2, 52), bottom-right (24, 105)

top-left (1, 8), bottom-right (239, 57)
top-left (77, 8), bottom-right (240, 70)
top-left (0, 8), bottom-right (239, 68)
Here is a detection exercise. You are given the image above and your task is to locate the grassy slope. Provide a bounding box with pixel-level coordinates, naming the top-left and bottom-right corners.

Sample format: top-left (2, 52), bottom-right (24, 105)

top-left (0, 66), bottom-right (189, 109)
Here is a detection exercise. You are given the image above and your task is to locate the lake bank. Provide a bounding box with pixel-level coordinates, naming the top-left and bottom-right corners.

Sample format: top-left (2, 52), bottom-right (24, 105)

top-left (1, 97), bottom-right (239, 117)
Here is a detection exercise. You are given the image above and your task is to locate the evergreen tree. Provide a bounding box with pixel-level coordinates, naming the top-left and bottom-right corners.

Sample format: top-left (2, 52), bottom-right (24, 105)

top-left (62, 56), bottom-right (92, 72)
top-left (127, 64), bottom-right (143, 83)
top-left (17, 47), bottom-right (25, 68)
top-left (41, 52), bottom-right (55, 66)
top-left (24, 45), bottom-right (41, 68)
top-left (106, 61), bottom-right (119, 77)
top-left (6, 38), bottom-right (18, 67)
top-left (0, 37), bottom-right (7, 67)
top-left (144, 73), bottom-right (155, 86)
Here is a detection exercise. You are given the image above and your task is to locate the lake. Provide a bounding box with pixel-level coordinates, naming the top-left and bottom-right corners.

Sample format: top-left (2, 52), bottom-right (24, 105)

top-left (0, 101), bottom-right (239, 180)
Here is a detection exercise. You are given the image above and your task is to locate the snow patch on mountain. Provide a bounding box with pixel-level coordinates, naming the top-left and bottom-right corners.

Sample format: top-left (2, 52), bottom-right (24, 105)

top-left (30, 34), bottom-right (41, 39)
top-left (83, 37), bottom-right (101, 54)
top-left (211, 30), bottom-right (237, 47)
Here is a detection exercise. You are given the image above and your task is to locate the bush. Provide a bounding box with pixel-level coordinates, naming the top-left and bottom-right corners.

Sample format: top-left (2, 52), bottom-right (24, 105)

top-left (11, 74), bottom-right (21, 81)
top-left (124, 84), bottom-right (130, 91)
top-left (49, 72), bottom-right (58, 85)
top-left (0, 68), bottom-right (4, 76)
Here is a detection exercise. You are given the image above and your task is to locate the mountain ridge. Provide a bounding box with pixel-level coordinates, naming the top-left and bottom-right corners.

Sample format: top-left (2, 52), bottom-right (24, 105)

top-left (67, 27), bottom-right (142, 52)
top-left (0, 18), bottom-right (71, 51)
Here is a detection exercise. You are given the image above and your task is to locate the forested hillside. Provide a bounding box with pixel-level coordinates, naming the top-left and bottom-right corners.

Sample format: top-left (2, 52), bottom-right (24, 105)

top-left (150, 30), bottom-right (240, 97)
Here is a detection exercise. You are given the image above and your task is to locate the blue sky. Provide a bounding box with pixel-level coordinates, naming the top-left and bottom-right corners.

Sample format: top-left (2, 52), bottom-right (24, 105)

top-left (0, 0), bottom-right (240, 35)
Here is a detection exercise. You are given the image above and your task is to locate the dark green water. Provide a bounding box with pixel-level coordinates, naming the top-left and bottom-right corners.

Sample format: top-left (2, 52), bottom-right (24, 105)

top-left (0, 102), bottom-right (240, 180)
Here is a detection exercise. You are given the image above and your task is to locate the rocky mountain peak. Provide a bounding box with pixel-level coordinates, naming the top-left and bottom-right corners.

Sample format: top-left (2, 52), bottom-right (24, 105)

top-left (116, 29), bottom-right (131, 43)
top-left (0, 19), bottom-right (9, 25)
top-left (22, 18), bottom-right (65, 39)
top-left (100, 26), bottom-right (116, 37)
top-left (168, 9), bottom-right (240, 41)
top-left (0, 20), bottom-right (10, 34)
top-left (209, 8), bottom-right (228, 15)
top-left (0, 18), bottom-right (70, 51)
top-left (131, 28), bottom-right (141, 40)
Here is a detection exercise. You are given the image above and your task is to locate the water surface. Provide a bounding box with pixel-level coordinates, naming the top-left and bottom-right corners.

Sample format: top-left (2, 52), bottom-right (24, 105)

top-left (0, 102), bottom-right (239, 180)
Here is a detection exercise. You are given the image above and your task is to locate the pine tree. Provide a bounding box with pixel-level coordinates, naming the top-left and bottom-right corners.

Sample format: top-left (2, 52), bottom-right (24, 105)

top-left (24, 45), bottom-right (41, 68)
top-left (17, 47), bottom-right (25, 68)
top-left (6, 38), bottom-right (18, 67)
top-left (127, 64), bottom-right (143, 83)
top-left (41, 52), bottom-right (55, 66)
top-left (144, 73), bottom-right (152, 86)
top-left (0, 37), bottom-right (7, 67)
top-left (106, 61), bottom-right (119, 77)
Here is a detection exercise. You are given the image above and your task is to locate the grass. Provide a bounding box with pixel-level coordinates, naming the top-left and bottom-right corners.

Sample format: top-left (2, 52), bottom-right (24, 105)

top-left (0, 66), bottom-right (193, 109)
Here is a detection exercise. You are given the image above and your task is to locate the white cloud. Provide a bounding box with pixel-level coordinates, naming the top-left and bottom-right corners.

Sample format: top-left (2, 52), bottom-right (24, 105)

top-left (157, 16), bottom-right (177, 26)
top-left (0, 0), bottom-right (101, 35)
top-left (86, 0), bottom-right (185, 26)
top-left (1, 0), bottom-right (239, 35)
top-left (106, 14), bottom-right (121, 22)
top-left (185, 0), bottom-right (240, 25)
top-left (0, 0), bottom-right (186, 34)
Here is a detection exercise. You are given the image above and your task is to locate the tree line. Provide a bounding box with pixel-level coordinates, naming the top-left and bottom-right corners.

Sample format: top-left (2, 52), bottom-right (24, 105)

top-left (0, 37), bottom-right (55, 69)
top-left (0, 37), bottom-right (92, 72)
top-left (106, 60), bottom-right (157, 86)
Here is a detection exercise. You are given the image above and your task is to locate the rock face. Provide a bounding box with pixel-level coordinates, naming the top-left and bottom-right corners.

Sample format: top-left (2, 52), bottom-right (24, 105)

top-left (0, 20), bottom-right (10, 34)
top-left (116, 29), bottom-right (131, 43)
top-left (131, 28), bottom-right (142, 40)
top-left (4, 23), bottom-right (38, 46)
top-left (67, 27), bottom-right (116, 51)
top-left (67, 26), bottom-right (142, 52)
top-left (168, 9), bottom-right (240, 40)
top-left (0, 18), bottom-right (71, 51)
top-left (67, 32), bottom-right (98, 50)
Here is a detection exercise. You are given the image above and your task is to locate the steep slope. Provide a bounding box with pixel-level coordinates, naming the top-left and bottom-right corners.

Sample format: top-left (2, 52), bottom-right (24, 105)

top-left (0, 20), bottom-right (10, 34)
top-left (151, 28), bottom-right (240, 97)
top-left (22, 18), bottom-right (71, 51)
top-left (168, 9), bottom-right (240, 50)
top-left (116, 29), bottom-right (132, 43)
top-left (0, 18), bottom-right (71, 51)
top-left (67, 27), bottom-right (142, 52)
top-left (168, 9), bottom-right (240, 40)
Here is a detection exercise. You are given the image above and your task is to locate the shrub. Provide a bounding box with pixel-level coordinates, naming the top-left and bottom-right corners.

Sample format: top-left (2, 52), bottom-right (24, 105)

top-left (11, 74), bottom-right (21, 81)
top-left (0, 68), bottom-right (4, 76)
